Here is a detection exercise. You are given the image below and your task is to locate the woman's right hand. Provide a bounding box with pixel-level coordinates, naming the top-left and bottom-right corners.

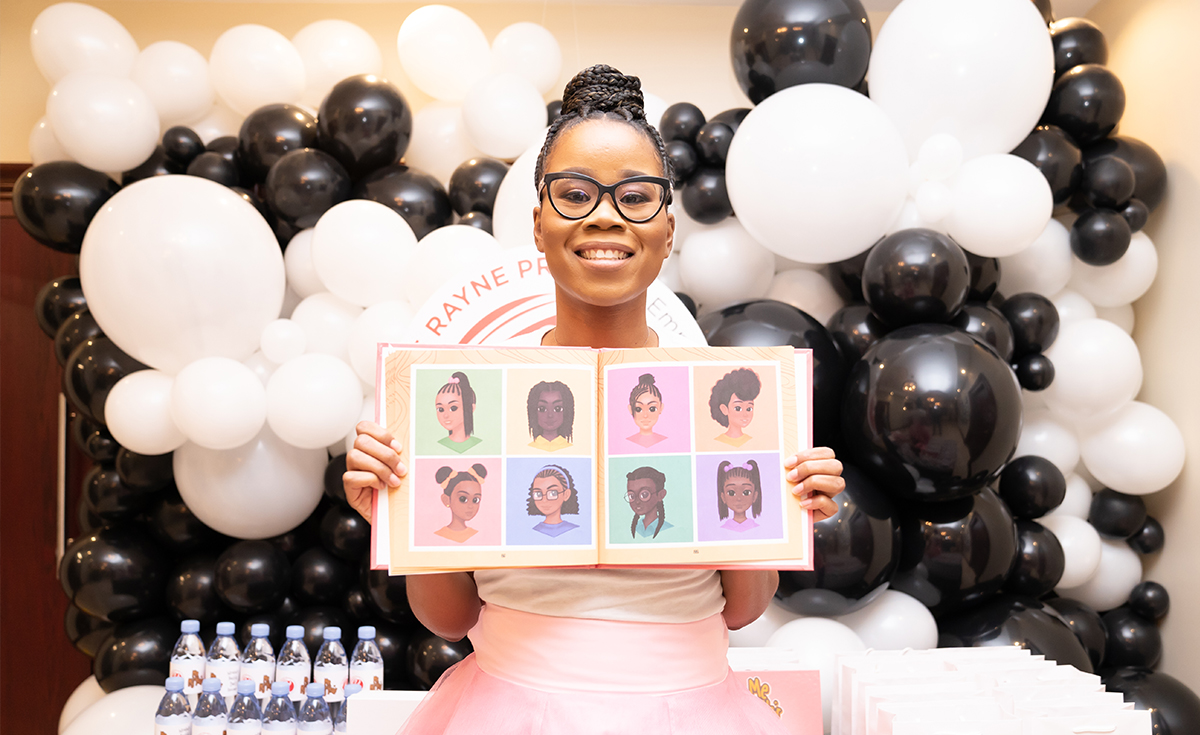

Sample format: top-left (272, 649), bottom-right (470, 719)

top-left (343, 421), bottom-right (407, 523)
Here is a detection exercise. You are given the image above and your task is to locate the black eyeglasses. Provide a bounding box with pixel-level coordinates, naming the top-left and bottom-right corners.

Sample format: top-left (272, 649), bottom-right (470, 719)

top-left (540, 172), bottom-right (671, 223)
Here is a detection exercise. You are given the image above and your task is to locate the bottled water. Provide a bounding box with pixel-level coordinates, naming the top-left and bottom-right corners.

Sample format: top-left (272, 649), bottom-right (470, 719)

top-left (275, 625), bottom-right (311, 704)
top-left (155, 675), bottom-right (193, 735)
top-left (206, 621), bottom-right (242, 702)
top-left (193, 677), bottom-right (228, 735)
top-left (312, 627), bottom-right (348, 708)
top-left (297, 682), bottom-right (333, 734)
top-left (241, 623), bottom-right (276, 701)
top-left (169, 619), bottom-right (206, 705)
top-left (229, 678), bottom-right (264, 734)
top-left (262, 681), bottom-right (297, 734)
top-left (334, 683), bottom-right (361, 733)
top-left (349, 626), bottom-right (385, 692)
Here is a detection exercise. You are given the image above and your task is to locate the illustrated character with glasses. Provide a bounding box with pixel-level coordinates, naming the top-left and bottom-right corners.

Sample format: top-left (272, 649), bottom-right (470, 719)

top-left (625, 373), bottom-right (668, 448)
top-left (709, 368), bottom-right (761, 448)
top-left (435, 372), bottom-right (482, 454)
top-left (526, 380), bottom-right (574, 452)
top-left (625, 466), bottom-right (672, 540)
top-left (526, 464), bottom-right (580, 538)
top-left (717, 460), bottom-right (763, 532)
top-left (433, 463), bottom-right (487, 543)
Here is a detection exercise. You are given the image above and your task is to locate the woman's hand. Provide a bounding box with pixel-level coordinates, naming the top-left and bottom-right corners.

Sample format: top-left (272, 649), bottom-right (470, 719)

top-left (343, 421), bottom-right (408, 523)
top-left (785, 447), bottom-right (844, 522)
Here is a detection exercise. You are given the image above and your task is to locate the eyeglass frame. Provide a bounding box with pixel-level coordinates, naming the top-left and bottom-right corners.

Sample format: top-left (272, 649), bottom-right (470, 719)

top-left (531, 489), bottom-right (563, 501)
top-left (538, 171), bottom-right (673, 224)
top-left (624, 489), bottom-right (657, 503)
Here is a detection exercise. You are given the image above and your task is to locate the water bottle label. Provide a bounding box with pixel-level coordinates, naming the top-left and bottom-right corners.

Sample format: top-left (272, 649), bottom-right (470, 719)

top-left (240, 660), bottom-right (275, 699)
top-left (155, 713), bottom-right (193, 735)
top-left (229, 721), bottom-right (263, 734)
top-left (313, 664), bottom-right (347, 702)
top-left (171, 657), bottom-right (207, 694)
top-left (349, 662), bottom-right (385, 691)
top-left (263, 722), bottom-right (297, 734)
top-left (297, 722), bottom-right (333, 734)
top-left (207, 658), bottom-right (240, 697)
top-left (276, 662), bottom-right (311, 701)
top-left (192, 715), bottom-right (228, 735)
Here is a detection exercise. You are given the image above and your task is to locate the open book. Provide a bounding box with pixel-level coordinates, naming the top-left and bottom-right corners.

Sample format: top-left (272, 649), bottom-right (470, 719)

top-left (370, 345), bottom-right (813, 574)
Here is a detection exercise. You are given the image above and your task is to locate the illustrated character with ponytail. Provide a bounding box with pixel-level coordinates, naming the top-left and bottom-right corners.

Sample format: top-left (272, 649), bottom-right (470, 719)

top-left (716, 460), bottom-right (763, 532)
top-left (434, 463), bottom-right (488, 543)
top-left (626, 466), bottom-right (672, 539)
top-left (435, 372), bottom-right (482, 453)
top-left (526, 464), bottom-right (580, 537)
top-left (626, 373), bottom-right (667, 448)
top-left (709, 368), bottom-right (760, 448)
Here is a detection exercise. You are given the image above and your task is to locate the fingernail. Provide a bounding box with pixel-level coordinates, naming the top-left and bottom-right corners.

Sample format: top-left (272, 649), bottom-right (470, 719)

top-left (800, 498), bottom-right (813, 508)
top-left (389, 473), bottom-right (402, 486)
top-left (787, 470), bottom-right (799, 483)
top-left (391, 440), bottom-right (403, 453)
top-left (397, 464), bottom-right (408, 477)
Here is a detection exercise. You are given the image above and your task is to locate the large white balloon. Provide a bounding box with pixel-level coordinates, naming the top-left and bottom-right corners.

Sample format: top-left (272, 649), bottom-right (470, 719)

top-left (679, 219), bottom-right (775, 310)
top-left (1069, 231), bottom-right (1158, 308)
top-left (209, 25), bottom-right (306, 116)
top-left (130, 41), bottom-right (214, 127)
top-left (47, 73), bottom-right (159, 173)
top-left (170, 357), bottom-right (268, 450)
top-left (836, 589), bottom-right (939, 651)
top-left (1039, 514), bottom-right (1102, 589)
top-left (868, 0), bottom-right (1054, 159)
top-left (396, 5), bottom-right (490, 102)
top-left (29, 117), bottom-right (71, 166)
top-left (406, 226), bottom-right (501, 308)
top-left (61, 685), bottom-right (162, 735)
top-left (1041, 473), bottom-right (1092, 520)
top-left (311, 200), bottom-right (418, 307)
top-left (174, 426), bottom-right (326, 539)
top-left (31, 3), bottom-right (137, 83)
top-left (348, 301), bottom-right (417, 385)
top-left (726, 84), bottom-right (909, 264)
top-left (1042, 319), bottom-right (1142, 422)
top-left (945, 154), bottom-right (1053, 257)
top-left (266, 354), bottom-right (364, 449)
top-left (403, 103), bottom-right (485, 185)
top-left (767, 618), bottom-right (866, 732)
top-left (104, 370), bottom-right (186, 455)
top-left (292, 20), bottom-right (383, 109)
top-left (491, 141), bottom-right (542, 250)
top-left (260, 319), bottom-right (307, 365)
top-left (58, 676), bottom-right (105, 734)
top-left (290, 292), bottom-right (363, 363)
top-left (998, 218), bottom-right (1073, 298)
top-left (463, 73), bottom-right (548, 160)
top-left (765, 269), bottom-right (845, 326)
top-left (1013, 410), bottom-right (1080, 478)
top-left (489, 22), bottom-right (562, 95)
top-left (1050, 288), bottom-right (1097, 324)
top-left (1079, 401), bottom-right (1186, 496)
top-left (728, 601), bottom-right (800, 648)
top-left (283, 229), bottom-right (325, 299)
top-left (1055, 538), bottom-right (1143, 612)
top-left (79, 176), bottom-right (285, 374)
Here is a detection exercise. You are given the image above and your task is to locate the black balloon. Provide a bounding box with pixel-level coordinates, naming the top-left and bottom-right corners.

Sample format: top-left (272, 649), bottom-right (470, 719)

top-left (546, 99), bottom-right (563, 122)
top-left (1083, 136), bottom-right (1168, 213)
top-left (458, 211), bottom-right (493, 234)
top-left (999, 455), bottom-right (1066, 519)
top-left (84, 464), bottom-right (161, 520)
top-left (321, 503), bottom-right (371, 561)
top-left (93, 617), bottom-right (177, 692)
top-left (659, 102), bottom-right (705, 144)
top-left (938, 595), bottom-right (1092, 671)
top-left (827, 250), bottom-right (872, 303)
top-left (681, 167), bottom-right (732, 224)
top-left (353, 164), bottom-right (452, 240)
top-left (951, 302), bottom-right (1015, 362)
top-left (116, 447), bottom-right (174, 490)
top-left (205, 136), bottom-right (243, 177)
top-left (964, 252), bottom-right (1000, 303)
top-left (1004, 519), bottom-right (1065, 598)
top-left (775, 464), bottom-right (901, 615)
top-left (710, 108), bottom-right (751, 135)
top-left (1103, 668), bottom-right (1200, 735)
top-left (1102, 607), bottom-right (1162, 669)
top-left (60, 525), bottom-right (169, 622)
top-left (167, 554), bottom-right (226, 623)
top-left (664, 140), bottom-right (698, 186)
top-left (1043, 64), bottom-right (1126, 146)
top-left (318, 75), bottom-right (413, 180)
top-left (122, 146), bottom-right (185, 185)
top-left (1049, 18), bottom-right (1108, 76)
top-left (324, 454), bottom-right (349, 505)
top-left (1120, 198), bottom-right (1149, 233)
top-left (407, 630), bottom-right (473, 690)
top-left (146, 488), bottom-right (224, 555)
top-left (186, 151), bottom-right (241, 187)
top-left (863, 229), bottom-right (971, 328)
top-left (78, 499), bottom-right (104, 535)
top-left (999, 293), bottom-right (1060, 356)
top-left (239, 612), bottom-right (287, 651)
top-left (12, 162), bottom-right (120, 253)
top-left (292, 547), bottom-right (351, 606)
top-left (1031, 0), bottom-right (1054, 24)
top-left (1129, 515), bottom-right (1164, 555)
top-left (1082, 155), bottom-right (1136, 210)
top-left (1089, 488), bottom-right (1147, 539)
top-left (1011, 125), bottom-right (1083, 207)
top-left (263, 148), bottom-right (351, 229)
top-left (448, 157), bottom-right (509, 217)
top-left (343, 587), bottom-right (375, 624)
top-left (362, 556), bottom-right (414, 624)
top-left (1014, 353), bottom-right (1055, 391)
top-left (374, 622), bottom-right (414, 689)
top-left (54, 308), bottom-right (103, 366)
top-left (162, 126), bottom-right (205, 166)
top-left (731, 0), bottom-right (871, 103)
top-left (288, 606), bottom-right (350, 659)
top-left (65, 604), bottom-right (115, 658)
top-left (1045, 597), bottom-right (1107, 670)
top-left (63, 337), bottom-right (148, 424)
top-left (35, 275), bottom-right (87, 338)
top-left (215, 540), bottom-right (292, 614)
top-left (694, 122), bottom-right (734, 166)
top-left (70, 411), bottom-right (119, 463)
top-left (1128, 581), bottom-right (1169, 620)
top-left (239, 104), bottom-right (320, 182)
top-left (675, 292), bottom-right (698, 318)
top-left (827, 304), bottom-right (889, 368)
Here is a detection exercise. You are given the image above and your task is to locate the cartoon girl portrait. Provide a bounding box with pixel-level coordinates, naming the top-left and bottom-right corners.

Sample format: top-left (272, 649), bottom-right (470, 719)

top-left (708, 368), bottom-right (761, 447)
top-left (626, 373), bottom-right (667, 448)
top-left (716, 460), bottom-right (763, 532)
top-left (626, 466), bottom-right (672, 539)
top-left (434, 463), bottom-right (488, 543)
top-left (526, 465), bottom-right (580, 537)
top-left (435, 372), bottom-right (482, 453)
top-left (527, 381), bottom-right (575, 452)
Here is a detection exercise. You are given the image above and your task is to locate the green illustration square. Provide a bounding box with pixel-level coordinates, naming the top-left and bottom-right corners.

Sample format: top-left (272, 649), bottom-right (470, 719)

top-left (607, 454), bottom-right (694, 545)
top-left (413, 368), bottom-right (504, 457)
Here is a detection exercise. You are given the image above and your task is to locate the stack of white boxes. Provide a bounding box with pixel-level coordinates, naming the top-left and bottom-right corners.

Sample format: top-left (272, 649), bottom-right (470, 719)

top-left (835, 648), bottom-right (1150, 735)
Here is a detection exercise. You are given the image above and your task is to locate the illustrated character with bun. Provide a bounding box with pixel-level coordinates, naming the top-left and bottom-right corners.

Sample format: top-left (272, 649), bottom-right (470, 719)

top-left (434, 463), bottom-right (487, 543)
top-left (625, 372), bottom-right (667, 448)
top-left (435, 372), bottom-right (482, 453)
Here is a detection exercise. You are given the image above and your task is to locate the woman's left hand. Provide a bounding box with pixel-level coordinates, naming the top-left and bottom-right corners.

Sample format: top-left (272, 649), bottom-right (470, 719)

top-left (785, 447), bottom-right (845, 522)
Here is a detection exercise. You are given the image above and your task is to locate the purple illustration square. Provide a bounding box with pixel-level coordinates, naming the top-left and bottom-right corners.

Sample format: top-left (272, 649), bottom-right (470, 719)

top-left (504, 457), bottom-right (593, 546)
top-left (695, 453), bottom-right (785, 543)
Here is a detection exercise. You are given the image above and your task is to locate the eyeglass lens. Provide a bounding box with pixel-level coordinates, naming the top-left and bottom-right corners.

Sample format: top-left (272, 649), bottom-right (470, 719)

top-left (548, 177), bottom-right (665, 221)
top-left (532, 490), bottom-right (560, 500)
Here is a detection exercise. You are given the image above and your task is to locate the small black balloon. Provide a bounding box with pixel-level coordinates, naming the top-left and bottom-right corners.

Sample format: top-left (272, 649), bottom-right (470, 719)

top-left (320, 503), bottom-right (371, 561)
top-left (115, 447), bottom-right (174, 490)
top-left (863, 229), bottom-right (971, 328)
top-left (664, 140), bottom-right (698, 186)
top-left (373, 622), bottom-right (413, 689)
top-left (263, 148), bottom-right (351, 229)
top-left (1083, 136), bottom-right (1168, 213)
top-left (287, 606), bottom-right (350, 659)
top-left (1120, 198), bottom-right (1149, 233)
top-left (1128, 581), bottom-right (1169, 620)
top-left (448, 157), bottom-right (509, 217)
top-left (407, 630), bottom-right (473, 690)
top-left (146, 489), bottom-right (224, 555)
top-left (1046, 597), bottom-right (1107, 670)
top-left (1049, 18), bottom-right (1108, 76)
top-left (827, 250), bottom-right (872, 303)
top-left (162, 126), bottom-right (205, 165)
top-left (827, 304), bottom-right (889, 368)
top-left (63, 337), bottom-right (149, 424)
top-left (951, 302), bottom-right (1015, 362)
top-left (1031, 0), bottom-right (1054, 24)
top-left (12, 162), bottom-right (120, 254)
top-left (324, 454), bottom-right (349, 505)
top-left (659, 102), bottom-right (705, 144)
top-left (1004, 519), bottom-right (1065, 598)
top-left (292, 547), bottom-right (351, 606)
top-left (54, 309), bottom-right (103, 366)
top-left (35, 275), bottom-right (87, 338)
top-left (353, 164), bottom-right (453, 240)
top-left (70, 412), bottom-right (119, 463)
top-left (93, 617), bottom-right (177, 692)
top-left (318, 75), bottom-right (413, 181)
top-left (122, 146), bottom-right (185, 185)
top-left (1082, 156), bottom-right (1136, 210)
top-left (60, 525), bottom-right (169, 622)
top-left (239, 104), bottom-right (320, 182)
top-left (362, 556), bottom-right (414, 624)
top-left (1129, 516), bottom-right (1164, 555)
top-left (1089, 488), bottom-right (1147, 539)
top-left (65, 604), bottom-right (116, 658)
top-left (1043, 64), bottom-right (1126, 146)
top-left (458, 211), bottom-right (492, 234)
top-left (85, 464), bottom-right (161, 520)
top-left (694, 122), bottom-right (733, 166)
top-left (681, 167), bottom-right (732, 224)
top-left (939, 595), bottom-right (1092, 670)
top-left (215, 540), bottom-right (292, 614)
top-left (1103, 668), bottom-right (1200, 735)
top-left (343, 587), bottom-right (375, 624)
top-left (1102, 607), bottom-right (1162, 669)
top-left (999, 293), bottom-right (1060, 357)
top-left (1015, 353), bottom-right (1055, 391)
top-left (964, 252), bottom-right (1001, 303)
top-left (999, 456), bottom-right (1066, 519)
top-left (238, 612), bottom-right (286, 651)
top-left (1011, 125), bottom-right (1083, 207)
top-left (546, 99), bottom-right (563, 122)
top-left (205, 136), bottom-right (242, 172)
top-left (186, 151), bottom-right (241, 187)
top-left (675, 292), bottom-right (698, 318)
top-left (709, 108), bottom-right (751, 135)
top-left (167, 554), bottom-right (226, 623)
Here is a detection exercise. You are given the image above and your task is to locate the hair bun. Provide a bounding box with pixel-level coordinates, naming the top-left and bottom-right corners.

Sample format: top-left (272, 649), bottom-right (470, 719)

top-left (561, 64), bottom-right (645, 121)
top-left (638, 373), bottom-right (656, 385)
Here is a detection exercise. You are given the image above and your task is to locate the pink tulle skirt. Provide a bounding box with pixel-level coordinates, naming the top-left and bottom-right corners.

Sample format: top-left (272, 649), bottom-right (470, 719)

top-left (396, 604), bottom-right (791, 735)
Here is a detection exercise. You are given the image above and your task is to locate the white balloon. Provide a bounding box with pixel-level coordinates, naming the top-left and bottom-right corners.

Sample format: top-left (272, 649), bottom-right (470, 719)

top-left (837, 589), bottom-right (939, 651)
top-left (189, 102), bottom-right (243, 144)
top-left (656, 252), bottom-right (684, 293)
top-left (209, 25), bottom-right (306, 116)
top-left (266, 354), bottom-right (363, 449)
top-left (463, 73), bottom-right (548, 160)
top-left (1050, 288), bottom-right (1097, 324)
top-left (61, 685), bottom-right (161, 735)
top-left (311, 200), bottom-right (418, 307)
top-left (1055, 538), bottom-right (1143, 612)
top-left (260, 319), bottom-right (307, 364)
top-left (396, 5), bottom-right (490, 102)
top-left (79, 176), bottom-right (284, 374)
top-left (774, 254), bottom-right (823, 274)
top-left (31, 3), bottom-right (137, 83)
top-left (868, 0), bottom-right (1054, 159)
top-left (1039, 514), bottom-right (1102, 589)
top-left (946, 154), bottom-right (1052, 257)
top-left (348, 301), bottom-right (417, 385)
top-left (404, 103), bottom-right (485, 185)
top-left (291, 292), bottom-right (363, 363)
top-left (104, 370), bottom-right (186, 455)
top-left (29, 117), bottom-right (71, 166)
top-left (130, 41), bottom-right (214, 127)
top-left (765, 269), bottom-right (845, 325)
top-left (1041, 473), bottom-right (1092, 520)
top-left (345, 391), bottom-right (377, 454)
top-left (1042, 319), bottom-right (1142, 422)
top-left (767, 618), bottom-right (866, 732)
top-left (283, 229), bottom-right (324, 298)
top-left (914, 180), bottom-right (952, 223)
top-left (1095, 303), bottom-right (1135, 335)
top-left (59, 676), bottom-right (105, 734)
top-left (1013, 410), bottom-right (1080, 478)
top-left (916, 133), bottom-right (963, 181)
top-left (998, 218), bottom-right (1072, 298)
top-left (47, 73), bottom-right (159, 173)
top-left (1079, 401), bottom-right (1186, 496)
top-left (679, 219), bottom-right (775, 309)
top-left (727, 84), bottom-right (909, 264)
top-left (491, 140), bottom-right (542, 250)
top-left (292, 20), bottom-right (383, 109)
top-left (406, 226), bottom-right (501, 308)
top-left (728, 601), bottom-right (800, 647)
top-left (243, 350), bottom-right (277, 387)
top-left (171, 357), bottom-right (267, 450)
top-left (280, 288), bottom-right (302, 320)
top-left (642, 91), bottom-right (668, 136)
top-left (490, 23), bottom-right (562, 95)
top-left (1069, 231), bottom-right (1158, 308)
top-left (887, 199), bottom-right (926, 234)
top-left (174, 426), bottom-right (326, 539)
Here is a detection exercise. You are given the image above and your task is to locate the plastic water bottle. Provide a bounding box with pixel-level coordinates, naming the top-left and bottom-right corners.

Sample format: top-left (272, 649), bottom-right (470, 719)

top-left (276, 625), bottom-right (312, 704)
top-left (193, 677), bottom-right (228, 735)
top-left (333, 683), bottom-right (361, 733)
top-left (169, 619), bottom-right (207, 705)
top-left (241, 623), bottom-right (276, 701)
top-left (313, 627), bottom-right (348, 708)
top-left (206, 621), bottom-right (242, 702)
top-left (229, 678), bottom-right (264, 733)
top-left (262, 681), bottom-right (297, 734)
top-left (155, 675), bottom-right (193, 735)
top-left (349, 626), bottom-right (385, 692)
top-left (297, 682), bottom-right (333, 734)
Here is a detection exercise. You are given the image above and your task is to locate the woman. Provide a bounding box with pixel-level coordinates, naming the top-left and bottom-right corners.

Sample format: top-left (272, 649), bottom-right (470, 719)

top-left (345, 65), bottom-right (844, 734)
top-left (434, 464), bottom-right (487, 543)
top-left (526, 380), bottom-right (574, 451)
top-left (709, 368), bottom-right (760, 447)
top-left (526, 464), bottom-right (580, 537)
top-left (436, 372), bottom-right (481, 453)
top-left (717, 460), bottom-right (763, 532)
top-left (626, 465), bottom-right (672, 539)
top-left (626, 373), bottom-right (668, 448)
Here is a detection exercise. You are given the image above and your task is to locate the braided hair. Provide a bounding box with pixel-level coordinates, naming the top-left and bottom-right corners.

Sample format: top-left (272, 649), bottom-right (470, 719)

top-left (628, 373), bottom-right (662, 414)
top-left (716, 459), bottom-right (763, 520)
top-left (534, 64), bottom-right (674, 202)
top-left (437, 371), bottom-right (476, 437)
top-left (525, 465), bottom-right (580, 515)
top-left (626, 466), bottom-right (667, 539)
top-left (526, 380), bottom-right (575, 441)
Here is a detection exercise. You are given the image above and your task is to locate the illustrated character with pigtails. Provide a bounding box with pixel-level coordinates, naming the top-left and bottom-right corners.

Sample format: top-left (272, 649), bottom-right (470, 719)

top-left (717, 460), bottom-right (763, 532)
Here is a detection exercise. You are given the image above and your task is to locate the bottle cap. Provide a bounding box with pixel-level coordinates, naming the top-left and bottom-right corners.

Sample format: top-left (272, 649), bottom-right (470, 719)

top-left (181, 620), bottom-right (200, 634)
top-left (237, 679), bottom-right (256, 695)
top-left (286, 625), bottom-right (305, 639)
top-left (165, 676), bottom-right (185, 692)
top-left (216, 621), bottom-right (236, 636)
top-left (202, 677), bottom-right (222, 693)
top-left (251, 623), bottom-right (271, 638)
top-left (322, 626), bottom-right (342, 640)
top-left (344, 683), bottom-right (362, 698)
top-left (357, 625), bottom-right (376, 640)
top-left (271, 681), bottom-right (291, 697)
top-left (305, 682), bottom-right (325, 698)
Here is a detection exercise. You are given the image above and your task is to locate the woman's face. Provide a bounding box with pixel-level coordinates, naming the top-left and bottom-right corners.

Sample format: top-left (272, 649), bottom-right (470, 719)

top-left (722, 475), bottom-right (758, 515)
top-left (531, 474), bottom-right (569, 517)
top-left (625, 477), bottom-right (664, 515)
top-left (630, 389), bottom-right (662, 431)
top-left (436, 390), bottom-right (465, 433)
top-left (533, 120), bottom-right (675, 309)
top-left (536, 389), bottom-right (565, 435)
top-left (444, 480), bottom-right (482, 522)
top-left (721, 393), bottom-right (755, 430)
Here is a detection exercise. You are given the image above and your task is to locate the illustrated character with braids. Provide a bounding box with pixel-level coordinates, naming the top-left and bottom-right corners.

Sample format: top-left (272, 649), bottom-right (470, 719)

top-left (526, 464), bottom-right (580, 537)
top-left (625, 372), bottom-right (667, 448)
top-left (709, 368), bottom-right (761, 447)
top-left (717, 460), bottom-right (763, 532)
top-left (435, 371), bottom-right (482, 453)
top-left (526, 380), bottom-right (574, 452)
top-left (433, 463), bottom-right (487, 543)
top-left (625, 466), bottom-right (673, 539)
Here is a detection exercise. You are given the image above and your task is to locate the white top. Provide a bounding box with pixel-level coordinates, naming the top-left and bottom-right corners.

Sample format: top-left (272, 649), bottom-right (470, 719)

top-left (475, 325), bottom-right (725, 623)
